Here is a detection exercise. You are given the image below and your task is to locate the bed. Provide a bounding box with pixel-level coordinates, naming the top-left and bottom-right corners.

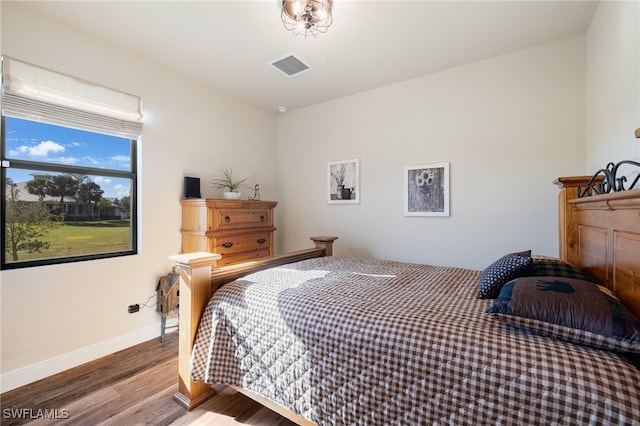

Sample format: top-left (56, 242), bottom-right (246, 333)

top-left (171, 175), bottom-right (640, 425)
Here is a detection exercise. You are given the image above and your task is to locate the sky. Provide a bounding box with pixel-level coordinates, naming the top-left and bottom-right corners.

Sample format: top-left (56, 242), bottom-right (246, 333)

top-left (3, 117), bottom-right (132, 199)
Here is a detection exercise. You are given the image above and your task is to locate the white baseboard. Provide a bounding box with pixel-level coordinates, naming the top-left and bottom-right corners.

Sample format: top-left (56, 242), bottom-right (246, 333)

top-left (0, 325), bottom-right (160, 393)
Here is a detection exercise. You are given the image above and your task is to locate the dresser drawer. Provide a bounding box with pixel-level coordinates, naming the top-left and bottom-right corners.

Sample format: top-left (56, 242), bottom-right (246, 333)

top-left (216, 249), bottom-right (271, 266)
top-left (210, 208), bottom-right (272, 231)
top-left (210, 232), bottom-right (271, 256)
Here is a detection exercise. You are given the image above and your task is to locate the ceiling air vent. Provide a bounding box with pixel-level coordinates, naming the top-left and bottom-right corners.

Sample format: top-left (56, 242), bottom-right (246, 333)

top-left (270, 54), bottom-right (312, 77)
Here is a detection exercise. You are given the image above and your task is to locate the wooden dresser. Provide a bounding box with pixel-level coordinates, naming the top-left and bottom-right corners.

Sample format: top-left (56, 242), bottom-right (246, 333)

top-left (180, 199), bottom-right (277, 266)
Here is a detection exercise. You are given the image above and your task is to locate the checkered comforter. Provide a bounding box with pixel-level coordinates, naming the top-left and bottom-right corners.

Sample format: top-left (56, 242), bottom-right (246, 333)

top-left (191, 257), bottom-right (640, 425)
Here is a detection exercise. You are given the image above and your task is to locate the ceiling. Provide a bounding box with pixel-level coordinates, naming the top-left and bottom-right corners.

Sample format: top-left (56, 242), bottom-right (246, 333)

top-left (19, 1), bottom-right (599, 113)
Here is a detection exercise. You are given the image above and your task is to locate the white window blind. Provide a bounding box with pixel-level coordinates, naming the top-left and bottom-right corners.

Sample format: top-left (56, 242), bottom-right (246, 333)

top-left (1, 56), bottom-right (143, 139)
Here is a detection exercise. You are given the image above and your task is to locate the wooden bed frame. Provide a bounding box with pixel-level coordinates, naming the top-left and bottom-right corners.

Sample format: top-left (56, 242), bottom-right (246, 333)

top-left (171, 178), bottom-right (640, 423)
top-left (170, 236), bottom-right (338, 414)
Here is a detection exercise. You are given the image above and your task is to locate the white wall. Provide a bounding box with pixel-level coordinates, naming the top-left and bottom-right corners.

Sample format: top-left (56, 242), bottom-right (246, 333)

top-left (585, 1), bottom-right (640, 173)
top-left (0, 3), bottom-right (278, 391)
top-left (277, 37), bottom-right (587, 270)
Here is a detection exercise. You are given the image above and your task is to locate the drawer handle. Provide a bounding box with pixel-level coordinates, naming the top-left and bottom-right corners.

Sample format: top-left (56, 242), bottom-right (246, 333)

top-left (256, 238), bottom-right (266, 244)
top-left (224, 215), bottom-right (231, 222)
top-left (259, 215), bottom-right (266, 221)
top-left (222, 242), bottom-right (233, 248)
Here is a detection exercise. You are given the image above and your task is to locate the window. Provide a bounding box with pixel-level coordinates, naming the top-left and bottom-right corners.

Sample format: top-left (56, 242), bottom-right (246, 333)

top-left (1, 57), bottom-right (142, 269)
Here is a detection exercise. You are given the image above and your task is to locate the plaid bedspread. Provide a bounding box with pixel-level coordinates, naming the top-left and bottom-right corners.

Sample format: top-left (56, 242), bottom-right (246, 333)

top-left (191, 257), bottom-right (640, 425)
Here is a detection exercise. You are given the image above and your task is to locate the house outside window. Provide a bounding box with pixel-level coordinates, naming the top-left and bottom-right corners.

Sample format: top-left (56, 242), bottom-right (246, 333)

top-left (1, 57), bottom-right (143, 269)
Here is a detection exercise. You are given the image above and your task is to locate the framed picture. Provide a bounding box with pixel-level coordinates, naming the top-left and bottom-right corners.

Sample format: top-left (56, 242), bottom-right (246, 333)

top-left (328, 158), bottom-right (359, 204)
top-left (404, 162), bottom-right (450, 216)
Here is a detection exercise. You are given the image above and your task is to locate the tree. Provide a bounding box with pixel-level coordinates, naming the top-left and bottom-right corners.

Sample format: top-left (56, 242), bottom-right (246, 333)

top-left (120, 196), bottom-right (131, 218)
top-left (45, 174), bottom-right (77, 215)
top-left (69, 174), bottom-right (89, 217)
top-left (77, 181), bottom-right (103, 219)
top-left (69, 173), bottom-right (89, 186)
top-left (96, 198), bottom-right (114, 219)
top-left (4, 183), bottom-right (58, 261)
top-left (25, 178), bottom-right (48, 201)
top-left (78, 181), bottom-right (103, 203)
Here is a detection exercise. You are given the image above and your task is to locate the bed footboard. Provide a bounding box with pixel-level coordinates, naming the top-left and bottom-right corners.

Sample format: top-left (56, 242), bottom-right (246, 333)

top-left (171, 236), bottom-right (337, 410)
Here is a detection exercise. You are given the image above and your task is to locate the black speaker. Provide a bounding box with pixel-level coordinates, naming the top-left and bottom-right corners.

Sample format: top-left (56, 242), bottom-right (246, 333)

top-left (184, 177), bottom-right (201, 198)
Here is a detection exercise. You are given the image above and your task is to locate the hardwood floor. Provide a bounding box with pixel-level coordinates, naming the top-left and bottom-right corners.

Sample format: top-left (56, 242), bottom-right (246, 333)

top-left (0, 332), bottom-right (297, 426)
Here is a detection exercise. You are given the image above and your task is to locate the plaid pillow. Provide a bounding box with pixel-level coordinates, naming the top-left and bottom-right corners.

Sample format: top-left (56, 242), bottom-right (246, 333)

top-left (486, 276), bottom-right (640, 353)
top-left (478, 250), bottom-right (532, 299)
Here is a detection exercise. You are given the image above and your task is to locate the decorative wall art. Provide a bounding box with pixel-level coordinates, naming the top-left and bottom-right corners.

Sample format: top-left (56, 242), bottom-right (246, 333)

top-left (328, 158), bottom-right (359, 204)
top-left (404, 162), bottom-right (450, 216)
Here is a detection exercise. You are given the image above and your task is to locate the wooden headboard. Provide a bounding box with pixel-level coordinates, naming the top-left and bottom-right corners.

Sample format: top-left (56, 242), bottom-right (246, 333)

top-left (556, 177), bottom-right (640, 317)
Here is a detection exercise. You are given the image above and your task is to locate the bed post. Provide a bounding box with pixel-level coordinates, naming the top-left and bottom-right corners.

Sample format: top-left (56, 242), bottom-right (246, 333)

top-left (169, 252), bottom-right (222, 410)
top-left (170, 236), bottom-right (337, 411)
top-left (310, 235), bottom-right (338, 256)
top-left (553, 176), bottom-right (601, 264)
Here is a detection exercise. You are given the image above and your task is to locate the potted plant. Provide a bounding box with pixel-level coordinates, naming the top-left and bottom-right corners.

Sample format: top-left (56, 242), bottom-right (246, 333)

top-left (211, 169), bottom-right (248, 199)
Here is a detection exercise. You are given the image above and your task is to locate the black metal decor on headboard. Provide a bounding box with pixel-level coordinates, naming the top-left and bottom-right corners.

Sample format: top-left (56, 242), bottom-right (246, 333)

top-left (578, 160), bottom-right (640, 198)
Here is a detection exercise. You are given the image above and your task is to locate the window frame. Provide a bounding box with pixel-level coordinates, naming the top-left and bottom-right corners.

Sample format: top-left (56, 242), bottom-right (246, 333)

top-left (1, 115), bottom-right (138, 269)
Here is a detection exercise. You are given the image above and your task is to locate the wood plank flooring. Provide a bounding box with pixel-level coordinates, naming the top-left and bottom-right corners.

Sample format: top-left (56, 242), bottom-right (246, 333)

top-left (0, 332), bottom-right (297, 426)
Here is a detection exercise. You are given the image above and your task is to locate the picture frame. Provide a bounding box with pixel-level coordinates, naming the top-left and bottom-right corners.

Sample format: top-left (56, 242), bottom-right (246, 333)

top-left (328, 158), bottom-right (360, 204)
top-left (404, 162), bottom-right (450, 216)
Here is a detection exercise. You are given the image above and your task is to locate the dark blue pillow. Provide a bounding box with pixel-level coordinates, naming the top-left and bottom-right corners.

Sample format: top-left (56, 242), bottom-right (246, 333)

top-left (478, 250), bottom-right (532, 299)
top-left (486, 276), bottom-right (640, 353)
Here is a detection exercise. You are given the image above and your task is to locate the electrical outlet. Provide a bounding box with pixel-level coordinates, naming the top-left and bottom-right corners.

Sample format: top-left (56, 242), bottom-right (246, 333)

top-left (128, 304), bottom-right (140, 313)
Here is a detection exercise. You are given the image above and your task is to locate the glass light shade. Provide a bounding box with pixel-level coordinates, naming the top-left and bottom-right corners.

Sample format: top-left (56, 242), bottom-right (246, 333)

top-left (281, 0), bottom-right (333, 38)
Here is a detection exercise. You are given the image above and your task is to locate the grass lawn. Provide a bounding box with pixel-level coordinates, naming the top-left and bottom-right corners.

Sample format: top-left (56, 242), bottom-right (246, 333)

top-left (14, 220), bottom-right (131, 261)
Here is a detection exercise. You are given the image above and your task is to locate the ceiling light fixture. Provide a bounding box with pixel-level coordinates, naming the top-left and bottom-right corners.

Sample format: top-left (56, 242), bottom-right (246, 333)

top-left (281, 0), bottom-right (333, 38)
